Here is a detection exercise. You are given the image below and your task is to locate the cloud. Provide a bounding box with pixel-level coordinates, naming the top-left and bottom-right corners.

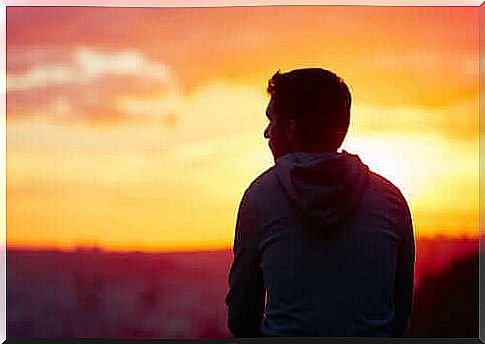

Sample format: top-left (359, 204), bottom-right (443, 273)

top-left (75, 48), bottom-right (172, 84)
top-left (8, 64), bottom-right (74, 91)
top-left (116, 90), bottom-right (182, 121)
top-left (7, 47), bottom-right (178, 123)
top-left (8, 47), bottom-right (173, 91)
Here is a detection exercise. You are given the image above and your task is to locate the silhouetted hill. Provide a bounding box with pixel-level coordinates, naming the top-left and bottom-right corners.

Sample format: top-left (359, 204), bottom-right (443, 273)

top-left (408, 251), bottom-right (479, 337)
top-left (413, 236), bottom-right (478, 289)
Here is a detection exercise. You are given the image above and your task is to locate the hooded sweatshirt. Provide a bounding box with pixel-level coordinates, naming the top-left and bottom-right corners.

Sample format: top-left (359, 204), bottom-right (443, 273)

top-left (226, 150), bottom-right (415, 338)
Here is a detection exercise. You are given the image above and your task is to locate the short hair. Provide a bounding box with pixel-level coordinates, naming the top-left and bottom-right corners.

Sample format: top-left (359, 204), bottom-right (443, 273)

top-left (267, 68), bottom-right (352, 151)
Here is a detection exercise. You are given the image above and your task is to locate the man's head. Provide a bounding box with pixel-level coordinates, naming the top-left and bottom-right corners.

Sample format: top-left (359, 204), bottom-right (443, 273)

top-left (264, 68), bottom-right (352, 160)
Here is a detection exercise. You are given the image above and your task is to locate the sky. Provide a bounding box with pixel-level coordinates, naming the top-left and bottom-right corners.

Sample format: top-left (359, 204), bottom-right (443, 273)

top-left (6, 5), bottom-right (479, 251)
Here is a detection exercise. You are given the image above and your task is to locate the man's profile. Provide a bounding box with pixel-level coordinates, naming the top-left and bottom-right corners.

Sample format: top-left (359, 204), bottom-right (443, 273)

top-left (225, 68), bottom-right (415, 337)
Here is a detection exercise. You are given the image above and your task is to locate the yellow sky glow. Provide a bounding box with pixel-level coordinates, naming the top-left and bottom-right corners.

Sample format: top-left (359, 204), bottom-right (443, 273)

top-left (6, 6), bottom-right (479, 251)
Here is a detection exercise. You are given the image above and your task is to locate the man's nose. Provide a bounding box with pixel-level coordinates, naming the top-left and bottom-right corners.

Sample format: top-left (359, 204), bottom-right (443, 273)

top-left (264, 126), bottom-right (270, 139)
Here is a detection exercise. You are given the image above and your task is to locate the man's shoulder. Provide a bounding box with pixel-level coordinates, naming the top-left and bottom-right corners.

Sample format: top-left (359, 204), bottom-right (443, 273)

top-left (369, 171), bottom-right (404, 198)
top-left (368, 171), bottom-right (414, 242)
top-left (366, 171), bottom-right (412, 230)
top-left (244, 166), bottom-right (278, 199)
top-left (368, 170), bottom-right (408, 204)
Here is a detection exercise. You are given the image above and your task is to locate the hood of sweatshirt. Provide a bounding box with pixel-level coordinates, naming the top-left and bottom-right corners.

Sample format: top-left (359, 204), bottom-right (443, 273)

top-left (274, 150), bottom-right (370, 230)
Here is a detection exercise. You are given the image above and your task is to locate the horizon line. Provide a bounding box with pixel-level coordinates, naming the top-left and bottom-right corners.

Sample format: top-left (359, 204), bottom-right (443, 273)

top-left (6, 233), bottom-right (482, 254)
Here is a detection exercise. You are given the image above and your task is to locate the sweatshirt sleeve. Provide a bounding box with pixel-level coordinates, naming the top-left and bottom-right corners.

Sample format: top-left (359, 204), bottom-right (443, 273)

top-left (391, 199), bottom-right (416, 337)
top-left (225, 189), bottom-right (266, 338)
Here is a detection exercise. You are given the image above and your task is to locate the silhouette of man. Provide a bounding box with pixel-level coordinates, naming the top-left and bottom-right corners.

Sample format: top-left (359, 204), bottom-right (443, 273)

top-left (225, 68), bottom-right (415, 337)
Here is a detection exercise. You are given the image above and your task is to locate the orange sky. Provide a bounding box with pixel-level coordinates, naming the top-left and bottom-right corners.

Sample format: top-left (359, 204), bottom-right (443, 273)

top-left (6, 6), bottom-right (479, 251)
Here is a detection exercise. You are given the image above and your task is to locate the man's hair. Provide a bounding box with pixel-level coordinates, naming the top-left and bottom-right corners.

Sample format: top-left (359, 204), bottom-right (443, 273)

top-left (267, 68), bottom-right (352, 151)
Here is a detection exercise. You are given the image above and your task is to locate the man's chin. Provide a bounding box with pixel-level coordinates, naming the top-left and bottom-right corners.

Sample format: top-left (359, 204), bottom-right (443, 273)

top-left (268, 143), bottom-right (278, 162)
top-left (269, 147), bottom-right (284, 163)
top-left (269, 141), bottom-right (291, 162)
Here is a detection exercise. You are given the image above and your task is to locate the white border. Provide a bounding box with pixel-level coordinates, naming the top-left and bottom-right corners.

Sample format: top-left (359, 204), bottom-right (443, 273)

top-left (0, 1), bottom-right (482, 342)
top-left (0, 0), bottom-right (483, 7)
top-left (1, 1), bottom-right (5, 342)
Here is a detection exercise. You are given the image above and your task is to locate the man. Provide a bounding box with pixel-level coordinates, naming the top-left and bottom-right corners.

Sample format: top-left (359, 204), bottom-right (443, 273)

top-left (225, 68), bottom-right (415, 337)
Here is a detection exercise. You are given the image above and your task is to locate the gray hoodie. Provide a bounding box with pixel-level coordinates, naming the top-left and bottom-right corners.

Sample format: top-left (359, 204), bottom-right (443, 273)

top-left (274, 150), bottom-right (369, 230)
top-left (226, 150), bottom-right (415, 337)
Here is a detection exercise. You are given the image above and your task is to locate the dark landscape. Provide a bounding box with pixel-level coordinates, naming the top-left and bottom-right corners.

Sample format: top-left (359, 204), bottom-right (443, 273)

top-left (7, 236), bottom-right (479, 338)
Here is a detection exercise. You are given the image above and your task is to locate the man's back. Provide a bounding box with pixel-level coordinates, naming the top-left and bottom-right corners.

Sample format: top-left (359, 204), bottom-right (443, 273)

top-left (226, 150), bottom-right (415, 337)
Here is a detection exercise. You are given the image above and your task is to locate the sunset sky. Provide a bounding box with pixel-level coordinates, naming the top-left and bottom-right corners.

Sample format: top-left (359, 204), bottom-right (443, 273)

top-left (6, 6), bottom-right (479, 251)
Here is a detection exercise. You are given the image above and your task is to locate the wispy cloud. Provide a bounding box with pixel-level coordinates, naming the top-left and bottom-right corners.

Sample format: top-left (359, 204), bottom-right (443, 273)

top-left (7, 47), bottom-right (178, 122)
top-left (8, 47), bottom-right (173, 91)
